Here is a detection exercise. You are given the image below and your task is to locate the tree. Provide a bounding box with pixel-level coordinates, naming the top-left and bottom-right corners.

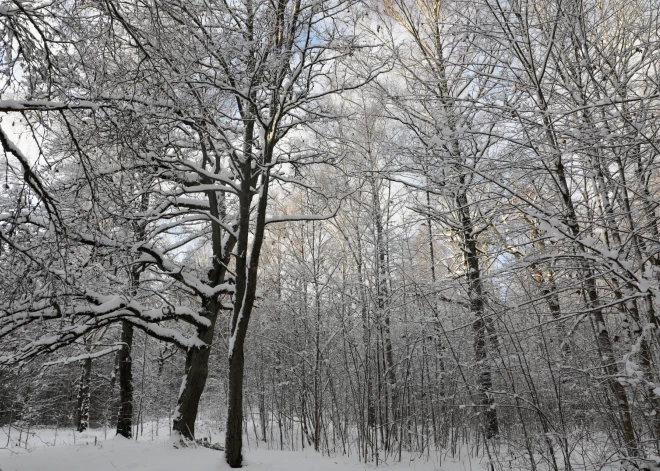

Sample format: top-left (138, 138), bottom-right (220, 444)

top-left (375, 0), bottom-right (502, 440)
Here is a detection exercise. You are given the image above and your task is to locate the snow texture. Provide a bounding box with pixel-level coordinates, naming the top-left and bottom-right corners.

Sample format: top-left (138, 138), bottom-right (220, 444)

top-left (0, 427), bottom-right (485, 471)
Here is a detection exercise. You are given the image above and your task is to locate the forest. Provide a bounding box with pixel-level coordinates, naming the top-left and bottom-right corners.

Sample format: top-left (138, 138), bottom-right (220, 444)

top-left (1, 0), bottom-right (660, 470)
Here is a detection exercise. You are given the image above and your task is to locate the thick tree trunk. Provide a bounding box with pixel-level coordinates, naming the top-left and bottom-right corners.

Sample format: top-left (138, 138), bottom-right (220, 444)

top-left (116, 195), bottom-right (149, 439)
top-left (590, 298), bottom-right (638, 457)
top-left (117, 320), bottom-right (134, 438)
top-left (172, 299), bottom-right (218, 440)
top-left (224, 149), bottom-right (271, 466)
top-left (457, 191), bottom-right (499, 439)
top-left (472, 316), bottom-right (498, 439)
top-left (225, 345), bottom-right (245, 467)
top-left (76, 357), bottom-right (92, 432)
top-left (172, 144), bottom-right (234, 441)
top-left (172, 342), bottom-right (212, 441)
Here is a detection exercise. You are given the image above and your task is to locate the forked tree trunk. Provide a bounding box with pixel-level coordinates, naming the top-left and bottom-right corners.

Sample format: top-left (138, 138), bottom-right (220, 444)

top-left (224, 146), bottom-right (271, 467)
top-left (172, 144), bottom-right (235, 441)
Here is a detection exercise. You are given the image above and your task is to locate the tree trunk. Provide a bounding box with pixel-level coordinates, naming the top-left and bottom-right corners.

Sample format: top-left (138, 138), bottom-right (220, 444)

top-left (172, 298), bottom-right (218, 440)
top-left (225, 346), bottom-right (245, 467)
top-left (117, 320), bottom-right (134, 438)
top-left (590, 297), bottom-right (638, 457)
top-left (76, 357), bottom-right (92, 433)
top-left (372, 179), bottom-right (397, 447)
top-left (259, 362), bottom-right (267, 442)
top-left (314, 289), bottom-right (322, 452)
top-left (173, 342), bottom-right (213, 440)
top-left (457, 191), bottom-right (499, 439)
top-left (173, 150), bottom-right (235, 441)
top-left (117, 194), bottom-right (149, 439)
top-left (552, 150), bottom-right (639, 457)
top-left (353, 217), bottom-right (376, 436)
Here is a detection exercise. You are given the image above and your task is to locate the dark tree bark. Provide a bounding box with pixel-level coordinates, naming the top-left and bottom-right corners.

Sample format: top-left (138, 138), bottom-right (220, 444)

top-left (457, 191), bottom-right (499, 440)
top-left (588, 285), bottom-right (639, 457)
top-left (225, 344), bottom-right (246, 466)
top-left (116, 194), bottom-right (150, 439)
top-left (225, 120), bottom-right (272, 467)
top-left (172, 137), bottom-right (236, 441)
top-left (116, 320), bottom-right (134, 438)
top-left (552, 151), bottom-right (639, 457)
top-left (172, 298), bottom-right (219, 440)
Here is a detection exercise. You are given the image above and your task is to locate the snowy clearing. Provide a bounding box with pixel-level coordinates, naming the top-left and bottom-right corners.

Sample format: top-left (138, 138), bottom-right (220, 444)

top-left (0, 423), bottom-right (644, 471)
top-left (0, 430), bottom-right (486, 471)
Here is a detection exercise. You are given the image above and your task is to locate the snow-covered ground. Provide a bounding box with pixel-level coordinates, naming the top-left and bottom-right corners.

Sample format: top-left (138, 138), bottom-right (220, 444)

top-left (2, 422), bottom-right (652, 470)
top-left (0, 425), bottom-right (486, 471)
top-left (0, 437), bottom-right (486, 471)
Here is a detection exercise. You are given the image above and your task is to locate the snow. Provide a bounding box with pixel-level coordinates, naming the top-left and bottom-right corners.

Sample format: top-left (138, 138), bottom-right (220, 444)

top-left (42, 345), bottom-right (123, 367)
top-left (0, 100), bottom-right (99, 111)
top-left (1, 436), bottom-right (223, 471)
top-left (178, 374), bottom-right (188, 400)
top-left (1, 423), bottom-right (641, 471)
top-left (580, 237), bottom-right (597, 247)
top-left (0, 428), bottom-right (483, 471)
top-left (265, 211), bottom-right (338, 225)
top-left (0, 4), bottom-right (16, 15)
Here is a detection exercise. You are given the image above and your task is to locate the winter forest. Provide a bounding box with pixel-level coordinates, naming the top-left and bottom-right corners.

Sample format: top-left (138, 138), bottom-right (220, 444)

top-left (1, 0), bottom-right (660, 470)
